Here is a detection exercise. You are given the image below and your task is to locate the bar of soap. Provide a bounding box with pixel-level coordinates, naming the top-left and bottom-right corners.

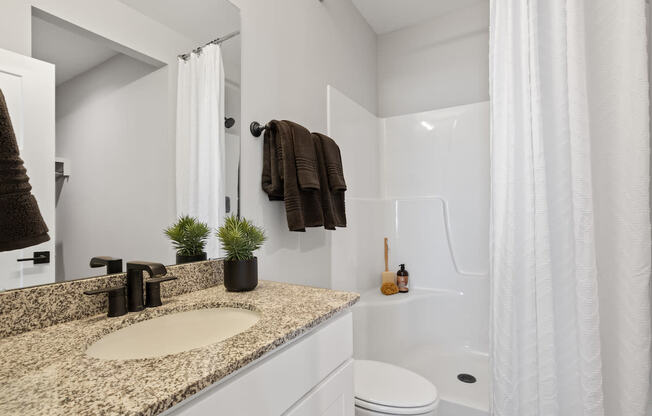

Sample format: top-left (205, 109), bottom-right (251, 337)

top-left (381, 282), bottom-right (399, 296)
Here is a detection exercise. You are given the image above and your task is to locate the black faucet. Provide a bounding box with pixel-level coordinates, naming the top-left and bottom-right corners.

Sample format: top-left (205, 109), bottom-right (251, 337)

top-left (90, 256), bottom-right (123, 274)
top-left (145, 276), bottom-right (178, 307)
top-left (125, 261), bottom-right (167, 312)
top-left (83, 286), bottom-right (127, 317)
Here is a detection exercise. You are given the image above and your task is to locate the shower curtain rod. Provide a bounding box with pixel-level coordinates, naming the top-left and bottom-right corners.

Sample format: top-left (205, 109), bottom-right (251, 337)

top-left (178, 30), bottom-right (240, 60)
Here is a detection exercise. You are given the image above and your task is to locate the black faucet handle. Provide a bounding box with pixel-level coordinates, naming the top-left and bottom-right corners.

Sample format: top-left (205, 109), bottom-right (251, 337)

top-left (84, 286), bottom-right (127, 317)
top-left (90, 256), bottom-right (123, 274)
top-left (146, 276), bottom-right (177, 284)
top-left (145, 276), bottom-right (178, 308)
top-left (126, 261), bottom-right (167, 277)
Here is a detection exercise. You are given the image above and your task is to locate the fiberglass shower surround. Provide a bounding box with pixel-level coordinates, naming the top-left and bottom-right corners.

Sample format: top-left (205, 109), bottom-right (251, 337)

top-left (328, 85), bottom-right (491, 414)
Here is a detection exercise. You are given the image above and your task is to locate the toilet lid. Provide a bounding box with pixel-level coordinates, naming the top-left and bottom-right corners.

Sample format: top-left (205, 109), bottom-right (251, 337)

top-left (354, 360), bottom-right (439, 414)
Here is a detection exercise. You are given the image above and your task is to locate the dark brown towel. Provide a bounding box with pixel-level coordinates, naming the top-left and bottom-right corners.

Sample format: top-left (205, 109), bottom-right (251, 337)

top-left (0, 89), bottom-right (50, 252)
top-left (313, 133), bottom-right (346, 228)
top-left (312, 134), bottom-right (336, 230)
top-left (261, 120), bottom-right (323, 231)
top-left (289, 122), bottom-right (320, 192)
top-left (261, 121), bottom-right (283, 200)
top-left (318, 133), bottom-right (347, 192)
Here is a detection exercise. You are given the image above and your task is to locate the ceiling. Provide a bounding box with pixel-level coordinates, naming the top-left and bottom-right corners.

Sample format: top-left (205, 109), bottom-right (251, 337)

top-left (352, 0), bottom-right (487, 34)
top-left (32, 16), bottom-right (119, 86)
top-left (33, 1), bottom-right (240, 86)
top-left (118, 0), bottom-right (241, 84)
top-left (118, 0), bottom-right (240, 44)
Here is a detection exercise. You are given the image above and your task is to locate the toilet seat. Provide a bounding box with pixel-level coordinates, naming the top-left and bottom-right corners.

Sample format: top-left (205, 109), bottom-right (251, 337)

top-left (354, 396), bottom-right (439, 415)
top-left (354, 360), bottom-right (439, 415)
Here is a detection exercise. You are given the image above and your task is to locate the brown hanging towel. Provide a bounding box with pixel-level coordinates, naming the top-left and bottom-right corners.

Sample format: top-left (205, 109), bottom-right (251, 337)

top-left (311, 133), bottom-right (336, 230)
top-left (261, 120), bottom-right (323, 231)
top-left (312, 132), bottom-right (346, 228)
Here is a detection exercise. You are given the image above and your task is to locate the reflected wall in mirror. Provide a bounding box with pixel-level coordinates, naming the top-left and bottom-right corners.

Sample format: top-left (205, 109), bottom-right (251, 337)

top-left (0, 0), bottom-right (240, 291)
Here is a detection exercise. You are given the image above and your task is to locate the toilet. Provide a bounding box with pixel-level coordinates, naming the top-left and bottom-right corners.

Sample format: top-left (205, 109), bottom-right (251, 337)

top-left (354, 360), bottom-right (440, 416)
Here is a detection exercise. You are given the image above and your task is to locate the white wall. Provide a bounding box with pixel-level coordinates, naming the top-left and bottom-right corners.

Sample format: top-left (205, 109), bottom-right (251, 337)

top-left (376, 1), bottom-right (489, 117)
top-left (232, 0), bottom-right (377, 288)
top-left (328, 86), bottom-right (385, 292)
top-left (55, 54), bottom-right (174, 280)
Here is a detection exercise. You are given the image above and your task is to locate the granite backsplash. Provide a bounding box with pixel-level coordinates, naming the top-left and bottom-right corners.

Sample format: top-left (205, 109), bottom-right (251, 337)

top-left (0, 259), bottom-right (223, 337)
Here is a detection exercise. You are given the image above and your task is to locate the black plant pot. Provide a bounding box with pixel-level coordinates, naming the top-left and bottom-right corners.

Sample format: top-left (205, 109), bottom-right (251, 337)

top-left (223, 257), bottom-right (258, 292)
top-left (176, 252), bottom-right (207, 265)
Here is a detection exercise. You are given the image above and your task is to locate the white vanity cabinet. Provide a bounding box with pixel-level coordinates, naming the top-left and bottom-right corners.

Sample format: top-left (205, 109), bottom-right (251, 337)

top-left (165, 311), bottom-right (354, 416)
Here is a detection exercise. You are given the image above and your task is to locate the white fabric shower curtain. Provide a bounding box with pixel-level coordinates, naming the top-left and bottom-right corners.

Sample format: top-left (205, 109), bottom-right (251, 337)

top-left (490, 1), bottom-right (650, 415)
top-left (176, 43), bottom-right (226, 258)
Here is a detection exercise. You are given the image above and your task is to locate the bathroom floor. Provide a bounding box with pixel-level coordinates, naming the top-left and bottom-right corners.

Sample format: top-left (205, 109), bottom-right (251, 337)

top-left (398, 346), bottom-right (489, 415)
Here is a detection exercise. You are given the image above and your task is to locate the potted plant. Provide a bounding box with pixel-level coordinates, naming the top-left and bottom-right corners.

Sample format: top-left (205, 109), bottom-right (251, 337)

top-left (216, 215), bottom-right (266, 291)
top-left (164, 215), bottom-right (211, 264)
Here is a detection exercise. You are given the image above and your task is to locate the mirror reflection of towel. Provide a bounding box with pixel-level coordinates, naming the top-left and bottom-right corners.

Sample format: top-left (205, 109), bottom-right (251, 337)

top-left (0, 89), bottom-right (50, 252)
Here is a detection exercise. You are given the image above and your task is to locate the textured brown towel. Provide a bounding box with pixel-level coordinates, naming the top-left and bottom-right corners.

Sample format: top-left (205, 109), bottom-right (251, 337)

top-left (0, 89), bottom-right (50, 251)
top-left (261, 121), bottom-right (283, 200)
top-left (313, 133), bottom-right (346, 228)
top-left (317, 133), bottom-right (347, 192)
top-left (261, 120), bottom-right (323, 231)
top-left (288, 122), bottom-right (320, 192)
top-left (312, 134), bottom-right (336, 230)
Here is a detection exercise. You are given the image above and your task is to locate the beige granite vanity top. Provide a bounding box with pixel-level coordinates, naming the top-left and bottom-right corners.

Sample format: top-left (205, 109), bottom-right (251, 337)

top-left (0, 281), bottom-right (359, 416)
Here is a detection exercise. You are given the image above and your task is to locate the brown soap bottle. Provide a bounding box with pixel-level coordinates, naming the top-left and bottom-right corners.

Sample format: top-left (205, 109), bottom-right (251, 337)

top-left (397, 264), bottom-right (409, 293)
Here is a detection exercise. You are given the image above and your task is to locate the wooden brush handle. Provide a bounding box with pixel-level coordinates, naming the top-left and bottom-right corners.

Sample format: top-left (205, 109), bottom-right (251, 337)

top-left (384, 238), bottom-right (389, 272)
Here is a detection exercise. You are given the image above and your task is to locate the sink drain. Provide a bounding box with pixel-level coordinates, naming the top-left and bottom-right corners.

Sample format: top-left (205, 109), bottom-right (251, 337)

top-left (457, 373), bottom-right (477, 384)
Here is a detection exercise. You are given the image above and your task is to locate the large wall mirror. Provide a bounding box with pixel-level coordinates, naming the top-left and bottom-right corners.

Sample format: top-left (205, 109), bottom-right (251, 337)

top-left (0, 0), bottom-right (240, 291)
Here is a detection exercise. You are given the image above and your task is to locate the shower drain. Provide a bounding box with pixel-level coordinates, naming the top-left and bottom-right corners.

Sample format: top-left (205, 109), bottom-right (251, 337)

top-left (457, 373), bottom-right (477, 384)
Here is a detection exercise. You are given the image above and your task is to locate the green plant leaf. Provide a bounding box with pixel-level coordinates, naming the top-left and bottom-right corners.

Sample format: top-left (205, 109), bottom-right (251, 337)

top-left (216, 215), bottom-right (266, 261)
top-left (164, 215), bottom-right (211, 256)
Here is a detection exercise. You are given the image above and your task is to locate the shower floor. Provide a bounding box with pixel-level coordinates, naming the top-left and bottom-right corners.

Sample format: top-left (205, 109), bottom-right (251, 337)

top-left (397, 346), bottom-right (489, 416)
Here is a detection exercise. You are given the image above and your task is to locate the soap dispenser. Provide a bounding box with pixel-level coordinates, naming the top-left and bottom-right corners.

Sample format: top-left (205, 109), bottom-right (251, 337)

top-left (397, 264), bottom-right (409, 293)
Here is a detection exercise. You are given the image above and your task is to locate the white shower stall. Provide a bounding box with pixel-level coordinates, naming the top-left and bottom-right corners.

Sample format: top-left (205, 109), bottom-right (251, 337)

top-left (328, 86), bottom-right (490, 415)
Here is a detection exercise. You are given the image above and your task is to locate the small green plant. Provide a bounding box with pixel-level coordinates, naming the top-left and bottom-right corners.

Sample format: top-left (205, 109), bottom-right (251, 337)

top-left (164, 215), bottom-right (211, 256)
top-left (217, 215), bottom-right (266, 261)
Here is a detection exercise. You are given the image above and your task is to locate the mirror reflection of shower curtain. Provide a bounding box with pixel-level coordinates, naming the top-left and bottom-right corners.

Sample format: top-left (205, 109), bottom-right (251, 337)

top-left (176, 43), bottom-right (225, 258)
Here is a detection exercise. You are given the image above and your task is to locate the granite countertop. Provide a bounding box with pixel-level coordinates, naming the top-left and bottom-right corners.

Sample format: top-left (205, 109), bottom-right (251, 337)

top-left (0, 280), bottom-right (359, 416)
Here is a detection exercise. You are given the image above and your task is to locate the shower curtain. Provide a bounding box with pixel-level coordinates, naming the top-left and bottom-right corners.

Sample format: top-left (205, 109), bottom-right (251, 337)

top-left (176, 43), bottom-right (226, 257)
top-left (489, 1), bottom-right (650, 415)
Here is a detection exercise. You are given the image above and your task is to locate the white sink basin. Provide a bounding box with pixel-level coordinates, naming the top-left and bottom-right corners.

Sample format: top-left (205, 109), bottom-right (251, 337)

top-left (86, 308), bottom-right (260, 360)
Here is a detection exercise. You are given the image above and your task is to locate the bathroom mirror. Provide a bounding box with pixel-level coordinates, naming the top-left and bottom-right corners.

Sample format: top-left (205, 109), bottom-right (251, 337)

top-left (0, 0), bottom-right (240, 290)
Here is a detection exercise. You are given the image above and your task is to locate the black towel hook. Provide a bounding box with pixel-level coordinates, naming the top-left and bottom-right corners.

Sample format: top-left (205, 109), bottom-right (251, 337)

top-left (250, 121), bottom-right (268, 137)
